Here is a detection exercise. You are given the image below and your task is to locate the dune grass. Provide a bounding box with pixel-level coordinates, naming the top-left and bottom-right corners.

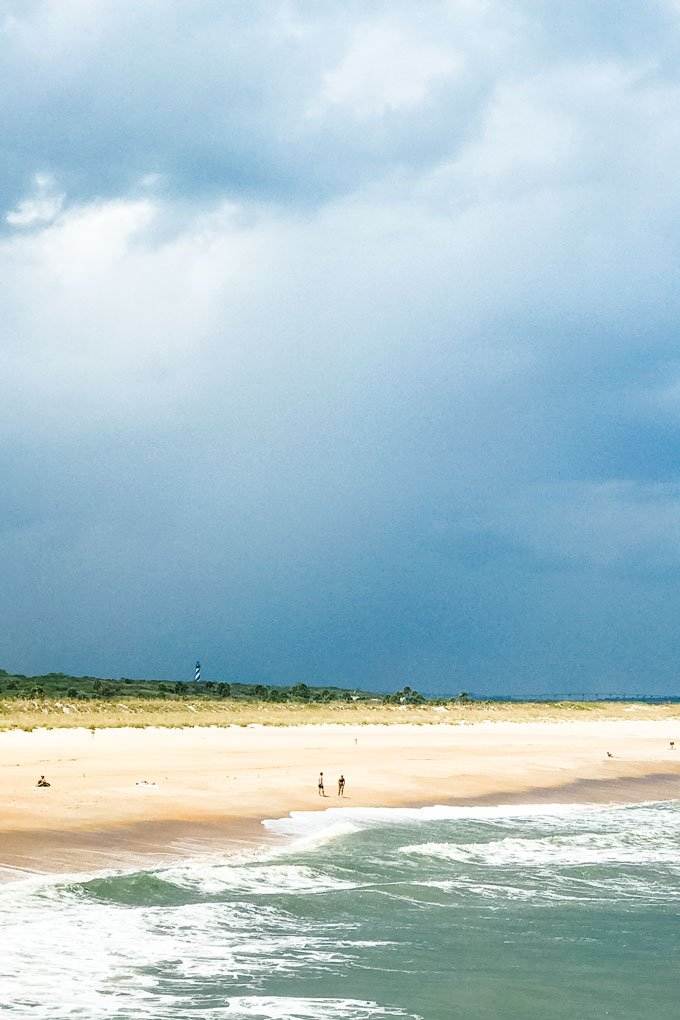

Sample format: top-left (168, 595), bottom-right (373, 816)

top-left (0, 697), bottom-right (679, 731)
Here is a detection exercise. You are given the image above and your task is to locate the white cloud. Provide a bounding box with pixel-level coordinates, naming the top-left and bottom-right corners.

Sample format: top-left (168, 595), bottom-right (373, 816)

top-left (314, 21), bottom-right (459, 119)
top-left (6, 172), bottom-right (64, 227)
top-left (421, 59), bottom-right (680, 212)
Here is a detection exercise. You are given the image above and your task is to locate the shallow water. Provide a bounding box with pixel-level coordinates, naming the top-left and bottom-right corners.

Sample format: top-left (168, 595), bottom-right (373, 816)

top-left (3, 801), bottom-right (680, 1019)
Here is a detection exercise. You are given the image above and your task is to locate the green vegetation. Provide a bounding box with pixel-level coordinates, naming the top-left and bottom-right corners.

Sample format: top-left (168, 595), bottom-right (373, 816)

top-left (0, 668), bottom-right (480, 707)
top-left (0, 668), bottom-right (394, 704)
top-left (0, 666), bottom-right (485, 709)
top-left (382, 685), bottom-right (427, 705)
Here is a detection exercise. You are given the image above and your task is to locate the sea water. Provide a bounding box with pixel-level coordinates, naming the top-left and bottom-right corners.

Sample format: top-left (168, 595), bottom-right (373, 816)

top-left (2, 801), bottom-right (680, 1019)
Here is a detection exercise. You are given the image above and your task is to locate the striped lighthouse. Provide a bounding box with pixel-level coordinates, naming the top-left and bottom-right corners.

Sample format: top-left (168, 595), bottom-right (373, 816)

top-left (194, 660), bottom-right (201, 683)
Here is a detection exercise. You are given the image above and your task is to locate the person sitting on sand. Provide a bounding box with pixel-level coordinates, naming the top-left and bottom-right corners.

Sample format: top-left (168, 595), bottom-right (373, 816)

top-left (606, 752), bottom-right (614, 759)
top-left (37, 775), bottom-right (50, 787)
top-left (318, 772), bottom-right (325, 796)
top-left (338, 775), bottom-right (345, 797)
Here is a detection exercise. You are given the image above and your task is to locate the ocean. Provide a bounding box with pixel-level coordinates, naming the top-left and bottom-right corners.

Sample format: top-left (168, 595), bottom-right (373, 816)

top-left (3, 800), bottom-right (680, 1019)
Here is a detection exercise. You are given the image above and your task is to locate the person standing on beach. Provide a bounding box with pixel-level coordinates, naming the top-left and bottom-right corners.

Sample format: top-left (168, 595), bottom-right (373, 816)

top-left (338, 775), bottom-right (345, 797)
top-left (318, 772), bottom-right (325, 796)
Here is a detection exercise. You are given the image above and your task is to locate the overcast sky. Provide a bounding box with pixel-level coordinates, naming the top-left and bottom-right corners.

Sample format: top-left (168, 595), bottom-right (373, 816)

top-left (3, 1), bottom-right (680, 694)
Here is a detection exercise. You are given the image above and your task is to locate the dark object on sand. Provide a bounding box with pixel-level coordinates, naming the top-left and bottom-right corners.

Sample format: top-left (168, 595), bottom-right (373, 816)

top-left (37, 775), bottom-right (50, 787)
top-left (606, 752), bottom-right (613, 758)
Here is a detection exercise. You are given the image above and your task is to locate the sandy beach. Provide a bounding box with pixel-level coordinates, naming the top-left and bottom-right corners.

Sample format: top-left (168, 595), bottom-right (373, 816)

top-left (2, 718), bottom-right (680, 879)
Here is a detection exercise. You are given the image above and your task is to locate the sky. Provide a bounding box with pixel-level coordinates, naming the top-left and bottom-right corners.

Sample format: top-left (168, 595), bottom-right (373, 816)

top-left (3, 1), bottom-right (680, 695)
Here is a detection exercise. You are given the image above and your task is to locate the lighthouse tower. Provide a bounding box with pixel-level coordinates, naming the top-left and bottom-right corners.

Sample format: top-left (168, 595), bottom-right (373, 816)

top-left (194, 660), bottom-right (201, 683)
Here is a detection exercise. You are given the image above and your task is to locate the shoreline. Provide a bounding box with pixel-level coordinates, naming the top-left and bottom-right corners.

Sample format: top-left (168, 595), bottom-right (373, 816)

top-left (2, 770), bottom-right (678, 884)
top-left (2, 720), bottom-right (680, 881)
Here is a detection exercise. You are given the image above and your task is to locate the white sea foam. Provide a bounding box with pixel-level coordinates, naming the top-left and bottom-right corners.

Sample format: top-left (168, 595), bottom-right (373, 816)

top-left (276, 819), bottom-right (362, 852)
top-left (396, 801), bottom-right (680, 870)
top-left (262, 799), bottom-right (679, 846)
top-left (419, 868), bottom-right (680, 903)
top-left (400, 831), bottom-right (680, 868)
top-left (161, 860), bottom-right (359, 896)
top-left (0, 889), bottom-right (371, 1018)
top-left (220, 996), bottom-right (420, 1018)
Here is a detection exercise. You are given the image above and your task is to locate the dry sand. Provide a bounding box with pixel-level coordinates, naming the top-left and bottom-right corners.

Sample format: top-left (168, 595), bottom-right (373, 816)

top-left (2, 719), bottom-right (680, 878)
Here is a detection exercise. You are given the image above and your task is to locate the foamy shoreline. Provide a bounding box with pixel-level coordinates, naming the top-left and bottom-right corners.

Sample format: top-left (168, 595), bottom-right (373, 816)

top-left (2, 720), bottom-right (680, 879)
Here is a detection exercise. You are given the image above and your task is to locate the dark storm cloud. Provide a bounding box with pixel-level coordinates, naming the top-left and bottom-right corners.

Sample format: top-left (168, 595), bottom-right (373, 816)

top-left (3, 1), bottom-right (680, 693)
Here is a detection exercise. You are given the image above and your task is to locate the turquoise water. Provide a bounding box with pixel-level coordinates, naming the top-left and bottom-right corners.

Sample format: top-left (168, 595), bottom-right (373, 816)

top-left (3, 801), bottom-right (680, 1019)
